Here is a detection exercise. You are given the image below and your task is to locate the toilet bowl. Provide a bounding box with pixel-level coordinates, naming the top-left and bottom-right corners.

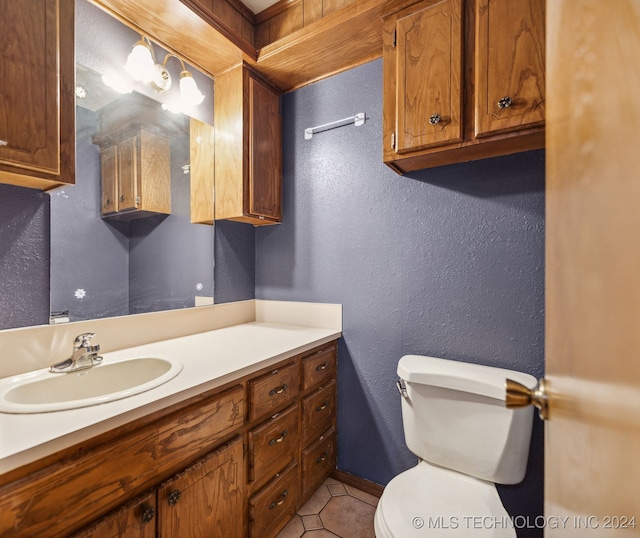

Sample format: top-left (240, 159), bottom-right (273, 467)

top-left (374, 355), bottom-right (536, 537)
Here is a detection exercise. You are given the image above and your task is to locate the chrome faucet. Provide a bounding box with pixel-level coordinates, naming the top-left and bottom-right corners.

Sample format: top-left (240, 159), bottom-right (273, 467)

top-left (50, 332), bottom-right (103, 373)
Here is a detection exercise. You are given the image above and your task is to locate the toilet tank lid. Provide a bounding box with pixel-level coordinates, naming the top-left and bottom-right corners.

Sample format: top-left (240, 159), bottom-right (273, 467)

top-left (397, 355), bottom-right (537, 401)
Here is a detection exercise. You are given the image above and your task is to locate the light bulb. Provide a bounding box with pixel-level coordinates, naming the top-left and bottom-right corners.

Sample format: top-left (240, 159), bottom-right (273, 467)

top-left (179, 71), bottom-right (204, 106)
top-left (125, 40), bottom-right (155, 83)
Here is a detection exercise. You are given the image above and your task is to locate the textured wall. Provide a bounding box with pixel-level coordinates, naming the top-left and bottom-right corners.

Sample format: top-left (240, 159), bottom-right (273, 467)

top-left (255, 59), bottom-right (545, 533)
top-left (0, 184), bottom-right (50, 329)
top-left (214, 220), bottom-right (256, 304)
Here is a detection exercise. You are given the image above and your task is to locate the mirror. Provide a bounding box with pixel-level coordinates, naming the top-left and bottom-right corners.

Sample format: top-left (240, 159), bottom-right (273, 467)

top-left (49, 0), bottom-right (215, 323)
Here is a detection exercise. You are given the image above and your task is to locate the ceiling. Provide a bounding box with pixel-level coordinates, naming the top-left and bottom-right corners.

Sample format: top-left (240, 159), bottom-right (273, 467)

top-left (242, 0), bottom-right (279, 14)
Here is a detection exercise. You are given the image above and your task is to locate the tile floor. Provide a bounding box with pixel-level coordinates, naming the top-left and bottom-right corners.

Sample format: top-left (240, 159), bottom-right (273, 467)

top-left (277, 477), bottom-right (378, 538)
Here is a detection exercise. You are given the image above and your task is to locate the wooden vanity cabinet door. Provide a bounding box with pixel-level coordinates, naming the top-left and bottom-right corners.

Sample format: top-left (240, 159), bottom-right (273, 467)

top-left (302, 380), bottom-right (336, 445)
top-left (392, 0), bottom-right (463, 154)
top-left (0, 0), bottom-right (75, 189)
top-left (248, 362), bottom-right (299, 421)
top-left (70, 491), bottom-right (156, 538)
top-left (248, 404), bottom-right (300, 489)
top-left (301, 427), bottom-right (337, 500)
top-left (249, 460), bottom-right (300, 538)
top-left (475, 0), bottom-right (545, 137)
top-left (157, 437), bottom-right (244, 538)
top-left (117, 136), bottom-right (139, 213)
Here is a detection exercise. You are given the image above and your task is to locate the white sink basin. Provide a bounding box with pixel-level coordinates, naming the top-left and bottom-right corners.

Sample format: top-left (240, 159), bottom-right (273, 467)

top-left (0, 357), bottom-right (182, 414)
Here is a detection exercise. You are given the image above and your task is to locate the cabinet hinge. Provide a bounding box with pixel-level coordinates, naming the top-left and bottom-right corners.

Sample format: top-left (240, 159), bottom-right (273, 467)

top-left (391, 132), bottom-right (396, 149)
top-left (392, 29), bottom-right (397, 48)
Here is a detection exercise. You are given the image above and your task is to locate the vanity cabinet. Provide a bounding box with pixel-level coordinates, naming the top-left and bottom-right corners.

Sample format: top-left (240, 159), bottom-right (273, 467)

top-left (214, 63), bottom-right (282, 225)
top-left (0, 0), bottom-right (75, 190)
top-left (0, 340), bottom-right (338, 538)
top-left (382, 0), bottom-right (545, 174)
top-left (246, 341), bottom-right (338, 538)
top-left (96, 129), bottom-right (172, 219)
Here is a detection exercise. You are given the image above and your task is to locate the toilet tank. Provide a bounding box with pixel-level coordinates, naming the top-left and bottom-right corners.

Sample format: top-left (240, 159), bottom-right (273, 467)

top-left (397, 355), bottom-right (536, 484)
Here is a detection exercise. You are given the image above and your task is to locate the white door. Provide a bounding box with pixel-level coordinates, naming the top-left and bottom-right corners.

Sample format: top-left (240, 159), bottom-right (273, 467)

top-left (545, 1), bottom-right (640, 535)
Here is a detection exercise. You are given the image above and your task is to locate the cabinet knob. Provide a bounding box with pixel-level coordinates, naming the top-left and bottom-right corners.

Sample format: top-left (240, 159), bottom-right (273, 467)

top-left (167, 489), bottom-right (181, 506)
top-left (429, 114), bottom-right (441, 125)
top-left (0, 140), bottom-right (8, 146)
top-left (105, 199), bottom-right (112, 206)
top-left (141, 506), bottom-right (155, 524)
top-left (120, 195), bottom-right (126, 202)
top-left (498, 96), bottom-right (513, 109)
top-left (269, 489), bottom-right (288, 510)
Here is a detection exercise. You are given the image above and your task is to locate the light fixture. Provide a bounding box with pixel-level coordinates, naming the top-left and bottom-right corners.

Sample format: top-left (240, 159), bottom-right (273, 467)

top-left (121, 35), bottom-right (205, 112)
top-left (125, 36), bottom-right (156, 83)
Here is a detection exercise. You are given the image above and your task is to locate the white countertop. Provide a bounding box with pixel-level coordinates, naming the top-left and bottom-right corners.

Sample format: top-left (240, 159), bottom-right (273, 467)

top-left (0, 321), bottom-right (341, 474)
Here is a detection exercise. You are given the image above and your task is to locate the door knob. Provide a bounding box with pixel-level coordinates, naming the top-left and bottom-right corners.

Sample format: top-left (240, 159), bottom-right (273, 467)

top-left (505, 378), bottom-right (549, 420)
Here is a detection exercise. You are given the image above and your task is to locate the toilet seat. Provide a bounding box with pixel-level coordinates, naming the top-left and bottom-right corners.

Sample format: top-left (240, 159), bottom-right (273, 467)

top-left (374, 461), bottom-right (516, 537)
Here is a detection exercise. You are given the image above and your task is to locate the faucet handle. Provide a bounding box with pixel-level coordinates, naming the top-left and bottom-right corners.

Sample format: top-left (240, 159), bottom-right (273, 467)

top-left (74, 332), bottom-right (96, 349)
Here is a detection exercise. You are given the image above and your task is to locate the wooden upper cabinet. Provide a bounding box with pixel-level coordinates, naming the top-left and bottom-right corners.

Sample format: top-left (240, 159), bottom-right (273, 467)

top-left (383, 0), bottom-right (545, 174)
top-left (214, 64), bottom-right (282, 226)
top-left (0, 0), bottom-right (75, 190)
top-left (475, 0), bottom-right (545, 137)
top-left (394, 0), bottom-right (463, 154)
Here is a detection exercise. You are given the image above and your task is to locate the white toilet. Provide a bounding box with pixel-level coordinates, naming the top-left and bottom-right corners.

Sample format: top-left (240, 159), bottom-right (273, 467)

top-left (374, 355), bottom-right (536, 537)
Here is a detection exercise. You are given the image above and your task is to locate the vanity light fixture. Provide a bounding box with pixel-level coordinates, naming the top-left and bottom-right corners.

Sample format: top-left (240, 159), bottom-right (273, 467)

top-left (123, 35), bottom-right (204, 111)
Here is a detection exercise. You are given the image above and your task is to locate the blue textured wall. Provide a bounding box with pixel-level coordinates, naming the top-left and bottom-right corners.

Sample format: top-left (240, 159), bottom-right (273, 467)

top-left (0, 184), bottom-right (50, 329)
top-left (255, 59), bottom-right (544, 533)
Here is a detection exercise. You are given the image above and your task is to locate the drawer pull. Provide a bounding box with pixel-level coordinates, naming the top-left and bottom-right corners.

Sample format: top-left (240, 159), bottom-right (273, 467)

top-left (269, 489), bottom-right (289, 510)
top-left (315, 362), bottom-right (329, 372)
top-left (167, 489), bottom-right (181, 506)
top-left (268, 430), bottom-right (288, 446)
top-left (141, 506), bottom-right (155, 524)
top-left (269, 383), bottom-right (288, 396)
top-left (316, 401), bottom-right (329, 412)
top-left (316, 451), bottom-right (328, 464)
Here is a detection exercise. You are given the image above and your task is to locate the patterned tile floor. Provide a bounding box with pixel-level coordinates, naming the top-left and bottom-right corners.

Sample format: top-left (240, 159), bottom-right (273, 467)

top-left (277, 477), bottom-right (378, 538)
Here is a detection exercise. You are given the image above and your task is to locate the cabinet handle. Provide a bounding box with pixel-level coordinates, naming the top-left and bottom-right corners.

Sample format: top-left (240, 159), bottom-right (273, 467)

top-left (141, 506), bottom-right (155, 524)
top-left (269, 489), bottom-right (289, 510)
top-left (120, 195), bottom-right (126, 201)
top-left (105, 199), bottom-right (112, 206)
top-left (498, 96), bottom-right (513, 109)
top-left (429, 114), bottom-right (441, 125)
top-left (269, 430), bottom-right (288, 446)
top-left (315, 362), bottom-right (329, 372)
top-left (0, 140), bottom-right (8, 146)
top-left (316, 451), bottom-right (328, 464)
top-left (316, 401), bottom-right (329, 412)
top-left (269, 383), bottom-right (288, 396)
top-left (167, 489), bottom-right (181, 506)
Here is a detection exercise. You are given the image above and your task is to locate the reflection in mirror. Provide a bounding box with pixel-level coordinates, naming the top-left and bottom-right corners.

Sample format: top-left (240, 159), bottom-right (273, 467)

top-left (49, 0), bottom-right (215, 323)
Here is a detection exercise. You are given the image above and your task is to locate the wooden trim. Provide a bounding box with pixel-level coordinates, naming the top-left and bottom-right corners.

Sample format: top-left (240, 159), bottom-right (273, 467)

top-left (255, 0), bottom-right (301, 24)
top-left (331, 469), bottom-right (384, 498)
top-left (226, 0), bottom-right (258, 23)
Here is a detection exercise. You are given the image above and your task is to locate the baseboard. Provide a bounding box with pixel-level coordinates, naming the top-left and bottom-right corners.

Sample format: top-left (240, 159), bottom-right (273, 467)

top-left (330, 469), bottom-right (384, 498)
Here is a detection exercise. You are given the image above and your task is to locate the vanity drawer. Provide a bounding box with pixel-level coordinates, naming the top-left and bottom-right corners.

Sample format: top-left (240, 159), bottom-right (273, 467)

top-left (249, 460), bottom-right (300, 538)
top-left (301, 380), bottom-right (336, 446)
top-left (301, 427), bottom-right (337, 500)
top-left (249, 362), bottom-right (299, 421)
top-left (302, 342), bottom-right (337, 391)
top-left (248, 404), bottom-right (300, 488)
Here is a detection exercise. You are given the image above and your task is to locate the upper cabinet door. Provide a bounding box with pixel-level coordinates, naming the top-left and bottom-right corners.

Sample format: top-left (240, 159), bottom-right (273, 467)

top-left (0, 0), bottom-right (75, 189)
top-left (475, 0), bottom-right (545, 138)
top-left (394, 0), bottom-right (463, 154)
top-left (249, 74), bottom-right (282, 221)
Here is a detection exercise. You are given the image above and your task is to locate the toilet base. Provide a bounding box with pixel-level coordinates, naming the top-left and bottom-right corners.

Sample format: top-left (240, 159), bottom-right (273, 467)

top-left (374, 460), bottom-right (516, 537)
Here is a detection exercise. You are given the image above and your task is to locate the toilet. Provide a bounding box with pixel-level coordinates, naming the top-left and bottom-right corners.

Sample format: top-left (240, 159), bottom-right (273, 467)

top-left (374, 355), bottom-right (536, 537)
